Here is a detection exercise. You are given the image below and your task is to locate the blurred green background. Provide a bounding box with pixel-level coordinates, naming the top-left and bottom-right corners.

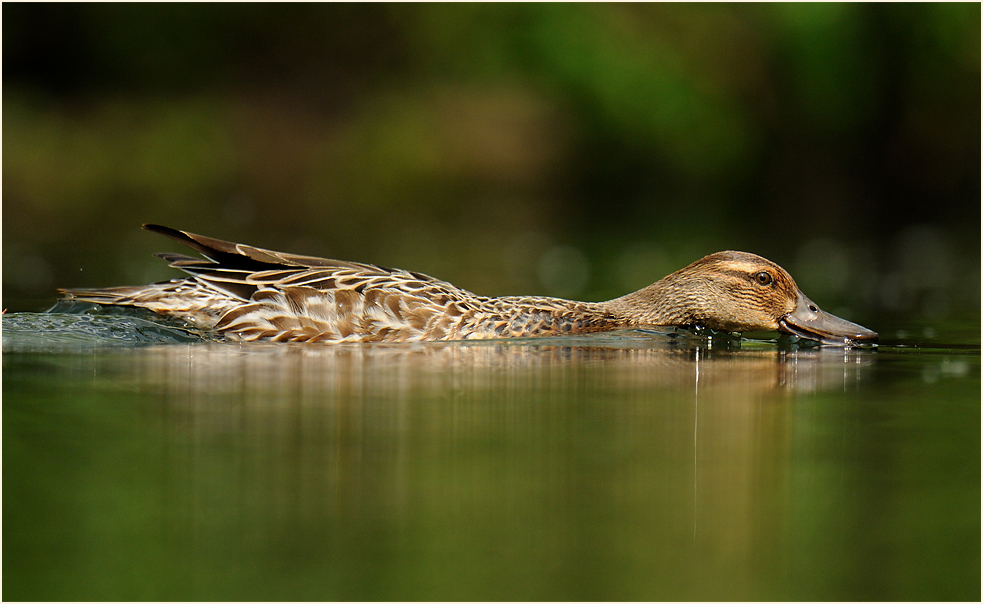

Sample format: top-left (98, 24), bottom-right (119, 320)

top-left (3, 3), bottom-right (980, 332)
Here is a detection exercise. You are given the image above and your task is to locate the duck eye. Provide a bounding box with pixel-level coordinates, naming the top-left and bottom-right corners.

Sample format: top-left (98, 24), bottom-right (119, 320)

top-left (754, 271), bottom-right (773, 286)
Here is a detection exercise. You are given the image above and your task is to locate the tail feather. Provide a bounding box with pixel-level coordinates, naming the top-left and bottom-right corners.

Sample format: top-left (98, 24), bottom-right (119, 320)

top-left (59, 284), bottom-right (159, 305)
top-left (55, 225), bottom-right (396, 331)
top-left (59, 280), bottom-right (239, 329)
top-left (142, 224), bottom-right (375, 271)
top-left (143, 224), bottom-right (307, 269)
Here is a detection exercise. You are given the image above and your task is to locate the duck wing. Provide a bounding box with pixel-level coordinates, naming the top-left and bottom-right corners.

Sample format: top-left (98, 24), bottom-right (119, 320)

top-left (139, 226), bottom-right (487, 341)
top-left (143, 224), bottom-right (383, 271)
top-left (142, 224), bottom-right (465, 301)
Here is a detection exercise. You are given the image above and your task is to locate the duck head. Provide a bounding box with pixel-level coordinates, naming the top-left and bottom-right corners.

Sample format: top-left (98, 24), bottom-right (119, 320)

top-left (607, 251), bottom-right (877, 346)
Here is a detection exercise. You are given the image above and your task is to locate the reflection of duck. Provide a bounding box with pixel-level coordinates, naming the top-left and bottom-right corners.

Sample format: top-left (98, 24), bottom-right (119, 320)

top-left (61, 225), bottom-right (877, 345)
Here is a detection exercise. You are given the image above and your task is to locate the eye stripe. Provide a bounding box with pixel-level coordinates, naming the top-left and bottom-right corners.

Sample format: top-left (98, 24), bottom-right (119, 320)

top-left (716, 269), bottom-right (753, 280)
top-left (713, 268), bottom-right (777, 287)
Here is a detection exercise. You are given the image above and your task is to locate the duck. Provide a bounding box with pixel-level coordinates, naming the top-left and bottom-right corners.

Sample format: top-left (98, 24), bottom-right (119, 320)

top-left (60, 224), bottom-right (878, 346)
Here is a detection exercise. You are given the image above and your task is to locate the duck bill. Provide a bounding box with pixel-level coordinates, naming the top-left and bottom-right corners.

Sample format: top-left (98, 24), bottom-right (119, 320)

top-left (779, 291), bottom-right (878, 346)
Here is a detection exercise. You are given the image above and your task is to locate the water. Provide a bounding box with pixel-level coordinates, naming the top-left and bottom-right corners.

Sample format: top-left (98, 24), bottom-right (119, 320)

top-left (3, 311), bottom-right (980, 600)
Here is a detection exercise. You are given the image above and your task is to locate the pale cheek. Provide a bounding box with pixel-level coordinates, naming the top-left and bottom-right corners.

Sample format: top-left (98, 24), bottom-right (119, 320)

top-left (752, 307), bottom-right (781, 330)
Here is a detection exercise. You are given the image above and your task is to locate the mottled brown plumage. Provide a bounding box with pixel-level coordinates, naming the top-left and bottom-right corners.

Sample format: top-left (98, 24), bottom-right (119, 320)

top-left (60, 225), bottom-right (877, 345)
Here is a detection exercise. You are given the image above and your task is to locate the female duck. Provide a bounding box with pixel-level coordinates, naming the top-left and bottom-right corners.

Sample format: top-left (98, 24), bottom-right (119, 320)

top-left (61, 225), bottom-right (877, 346)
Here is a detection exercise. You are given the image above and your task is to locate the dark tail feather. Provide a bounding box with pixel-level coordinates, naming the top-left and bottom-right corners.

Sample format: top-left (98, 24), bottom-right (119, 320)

top-left (143, 224), bottom-right (241, 260)
top-left (143, 224), bottom-right (361, 270)
top-left (142, 224), bottom-right (291, 268)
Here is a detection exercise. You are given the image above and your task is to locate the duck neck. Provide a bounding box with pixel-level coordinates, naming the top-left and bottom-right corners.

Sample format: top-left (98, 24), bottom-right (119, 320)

top-left (599, 276), bottom-right (705, 327)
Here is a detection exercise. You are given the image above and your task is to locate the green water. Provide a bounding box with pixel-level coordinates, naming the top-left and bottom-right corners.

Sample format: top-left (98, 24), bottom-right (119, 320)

top-left (3, 313), bottom-right (980, 601)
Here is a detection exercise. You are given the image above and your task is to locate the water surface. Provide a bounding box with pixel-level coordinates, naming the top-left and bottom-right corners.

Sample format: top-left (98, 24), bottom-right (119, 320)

top-left (3, 311), bottom-right (979, 600)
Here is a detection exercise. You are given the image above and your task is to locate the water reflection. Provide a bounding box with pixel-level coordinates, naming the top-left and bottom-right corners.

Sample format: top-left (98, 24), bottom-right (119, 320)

top-left (5, 333), bottom-right (978, 600)
top-left (124, 338), bottom-right (875, 398)
top-left (88, 339), bottom-right (873, 595)
top-left (115, 343), bottom-right (876, 401)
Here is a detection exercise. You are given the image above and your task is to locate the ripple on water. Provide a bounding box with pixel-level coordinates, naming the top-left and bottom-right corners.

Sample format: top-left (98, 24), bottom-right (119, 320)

top-left (2, 306), bottom-right (208, 352)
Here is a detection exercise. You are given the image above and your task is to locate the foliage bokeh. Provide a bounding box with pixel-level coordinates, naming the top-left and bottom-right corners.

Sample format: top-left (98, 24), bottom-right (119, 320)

top-left (3, 4), bottom-right (979, 333)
